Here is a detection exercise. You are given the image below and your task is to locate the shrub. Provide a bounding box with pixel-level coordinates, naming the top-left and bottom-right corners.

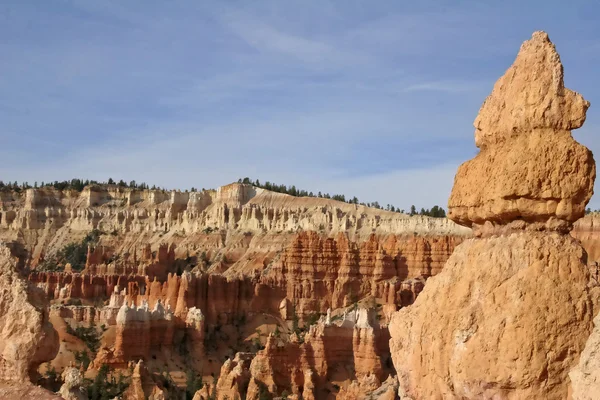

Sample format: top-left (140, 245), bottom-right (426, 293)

top-left (74, 350), bottom-right (91, 370)
top-left (67, 323), bottom-right (100, 352)
top-left (86, 364), bottom-right (129, 400)
top-left (186, 369), bottom-right (203, 400)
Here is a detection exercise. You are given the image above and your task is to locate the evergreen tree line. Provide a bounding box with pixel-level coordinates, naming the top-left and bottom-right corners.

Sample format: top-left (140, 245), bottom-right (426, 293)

top-left (0, 177), bottom-right (447, 217)
top-left (238, 177), bottom-right (446, 218)
top-left (0, 178), bottom-right (210, 193)
top-left (0, 178), bottom-right (196, 193)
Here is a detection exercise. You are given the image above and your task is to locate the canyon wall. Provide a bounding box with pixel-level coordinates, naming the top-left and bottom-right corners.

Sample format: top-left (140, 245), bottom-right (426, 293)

top-left (0, 182), bottom-right (468, 267)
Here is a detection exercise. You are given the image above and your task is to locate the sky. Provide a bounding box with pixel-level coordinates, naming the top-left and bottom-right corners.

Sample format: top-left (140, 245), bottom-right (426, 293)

top-left (1, 1), bottom-right (600, 211)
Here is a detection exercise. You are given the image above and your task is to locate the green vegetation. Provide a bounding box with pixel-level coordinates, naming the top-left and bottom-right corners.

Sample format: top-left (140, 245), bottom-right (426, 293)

top-left (238, 177), bottom-right (447, 217)
top-left (67, 323), bottom-right (101, 352)
top-left (0, 178), bottom-right (154, 192)
top-left (408, 204), bottom-right (446, 217)
top-left (1, 177), bottom-right (449, 217)
top-left (74, 350), bottom-right (92, 370)
top-left (85, 364), bottom-right (129, 400)
top-left (305, 312), bottom-right (321, 327)
top-left (0, 178), bottom-right (208, 193)
top-left (38, 229), bottom-right (101, 272)
top-left (42, 364), bottom-right (63, 392)
top-left (186, 369), bottom-right (203, 400)
top-left (292, 306), bottom-right (300, 336)
top-left (256, 380), bottom-right (270, 400)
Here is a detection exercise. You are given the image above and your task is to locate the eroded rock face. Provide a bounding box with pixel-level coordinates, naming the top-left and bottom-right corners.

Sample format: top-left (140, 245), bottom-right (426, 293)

top-left (0, 244), bottom-right (58, 383)
top-left (390, 31), bottom-right (598, 399)
top-left (122, 360), bottom-right (166, 400)
top-left (211, 352), bottom-right (253, 400)
top-left (448, 31), bottom-right (595, 230)
top-left (390, 232), bottom-right (596, 399)
top-left (245, 308), bottom-right (392, 399)
top-left (573, 214), bottom-right (600, 262)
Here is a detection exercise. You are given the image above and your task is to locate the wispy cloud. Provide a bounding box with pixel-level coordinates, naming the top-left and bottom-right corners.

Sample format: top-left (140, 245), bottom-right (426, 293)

top-left (404, 80), bottom-right (483, 93)
top-left (2, 1), bottom-right (600, 209)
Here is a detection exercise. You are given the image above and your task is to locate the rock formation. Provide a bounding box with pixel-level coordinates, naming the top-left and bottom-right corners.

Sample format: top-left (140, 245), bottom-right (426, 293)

top-left (265, 232), bottom-right (461, 316)
top-left (122, 360), bottom-right (166, 400)
top-left (213, 352), bottom-right (253, 400)
top-left (0, 180), bottom-right (468, 395)
top-left (58, 367), bottom-right (87, 400)
top-left (337, 375), bottom-right (399, 400)
top-left (570, 312), bottom-right (600, 399)
top-left (448, 31), bottom-right (594, 232)
top-left (245, 308), bottom-right (392, 399)
top-left (29, 230), bottom-right (460, 327)
top-left (0, 183), bottom-right (468, 265)
top-left (0, 244), bottom-right (59, 383)
top-left (389, 31), bottom-right (598, 399)
top-left (573, 214), bottom-right (600, 262)
top-left (93, 299), bottom-right (175, 368)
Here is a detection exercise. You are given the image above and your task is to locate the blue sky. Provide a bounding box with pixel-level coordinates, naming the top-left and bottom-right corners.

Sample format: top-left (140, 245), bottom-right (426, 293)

top-left (2, 1), bottom-right (600, 210)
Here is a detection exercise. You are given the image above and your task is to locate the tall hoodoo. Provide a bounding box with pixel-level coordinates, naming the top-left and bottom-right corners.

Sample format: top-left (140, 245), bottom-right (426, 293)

top-left (0, 244), bottom-right (59, 383)
top-left (389, 31), bottom-right (598, 399)
top-left (448, 31), bottom-right (594, 233)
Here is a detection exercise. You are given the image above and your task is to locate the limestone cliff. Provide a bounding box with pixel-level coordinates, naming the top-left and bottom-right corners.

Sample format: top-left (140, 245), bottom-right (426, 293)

top-left (389, 31), bottom-right (598, 399)
top-left (0, 182), bottom-right (468, 268)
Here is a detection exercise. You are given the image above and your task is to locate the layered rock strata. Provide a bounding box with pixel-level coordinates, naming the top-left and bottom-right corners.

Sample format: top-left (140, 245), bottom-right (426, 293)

top-left (448, 31), bottom-right (594, 232)
top-left (390, 31), bottom-right (598, 399)
top-left (0, 183), bottom-right (468, 268)
top-left (31, 231), bottom-right (461, 324)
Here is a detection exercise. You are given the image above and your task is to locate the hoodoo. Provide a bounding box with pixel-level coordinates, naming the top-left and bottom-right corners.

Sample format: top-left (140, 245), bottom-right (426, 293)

top-left (0, 244), bottom-right (59, 395)
top-left (389, 31), bottom-right (599, 399)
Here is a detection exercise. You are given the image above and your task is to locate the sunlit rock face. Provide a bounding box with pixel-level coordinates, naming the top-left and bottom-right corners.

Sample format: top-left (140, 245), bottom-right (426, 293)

top-left (0, 244), bottom-right (59, 390)
top-left (448, 31), bottom-right (594, 233)
top-left (390, 31), bottom-right (599, 400)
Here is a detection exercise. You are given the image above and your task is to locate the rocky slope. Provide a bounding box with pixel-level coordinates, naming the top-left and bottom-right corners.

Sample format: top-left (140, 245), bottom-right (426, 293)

top-left (390, 31), bottom-right (598, 399)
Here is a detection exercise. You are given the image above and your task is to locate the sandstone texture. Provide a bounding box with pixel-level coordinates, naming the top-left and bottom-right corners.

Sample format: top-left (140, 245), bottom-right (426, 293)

top-left (390, 232), bottom-right (596, 399)
top-left (390, 31), bottom-right (598, 400)
top-left (448, 31), bottom-right (595, 229)
top-left (570, 312), bottom-right (600, 399)
top-left (0, 384), bottom-right (63, 400)
top-left (0, 244), bottom-right (58, 383)
top-left (122, 360), bottom-right (166, 400)
top-left (573, 213), bottom-right (600, 262)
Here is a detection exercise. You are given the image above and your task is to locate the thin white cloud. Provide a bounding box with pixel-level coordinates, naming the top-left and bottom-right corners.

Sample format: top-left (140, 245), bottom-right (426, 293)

top-left (3, 1), bottom-right (600, 211)
top-left (404, 81), bottom-right (482, 93)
